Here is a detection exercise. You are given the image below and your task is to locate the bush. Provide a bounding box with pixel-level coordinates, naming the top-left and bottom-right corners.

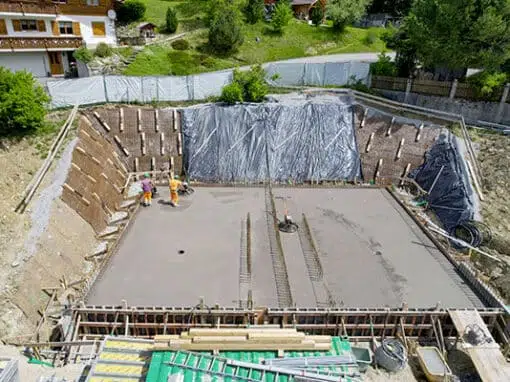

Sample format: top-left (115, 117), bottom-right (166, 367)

top-left (364, 30), bottom-right (377, 45)
top-left (310, 6), bottom-right (324, 26)
top-left (208, 5), bottom-right (244, 54)
top-left (171, 39), bottom-right (190, 50)
top-left (220, 82), bottom-right (244, 104)
top-left (370, 52), bottom-right (397, 76)
top-left (220, 65), bottom-right (268, 104)
top-left (244, 0), bottom-right (264, 24)
top-left (73, 47), bottom-right (93, 63)
top-left (468, 71), bottom-right (508, 98)
top-left (271, 1), bottom-right (293, 34)
top-left (95, 42), bottom-right (113, 58)
top-left (117, 0), bottom-right (146, 23)
top-left (0, 67), bottom-right (50, 136)
top-left (166, 7), bottom-right (178, 33)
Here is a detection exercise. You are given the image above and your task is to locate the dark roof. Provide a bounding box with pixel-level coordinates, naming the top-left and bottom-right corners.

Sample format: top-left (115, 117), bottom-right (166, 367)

top-left (291, 0), bottom-right (317, 5)
top-left (137, 22), bottom-right (156, 30)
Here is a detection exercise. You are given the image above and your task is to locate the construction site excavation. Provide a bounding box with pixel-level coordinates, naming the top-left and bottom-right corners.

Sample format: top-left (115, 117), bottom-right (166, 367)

top-left (7, 90), bottom-right (510, 381)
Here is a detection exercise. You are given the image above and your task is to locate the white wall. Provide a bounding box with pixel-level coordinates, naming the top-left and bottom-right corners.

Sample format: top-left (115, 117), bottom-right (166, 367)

top-left (0, 52), bottom-right (49, 77)
top-left (57, 15), bottom-right (116, 47)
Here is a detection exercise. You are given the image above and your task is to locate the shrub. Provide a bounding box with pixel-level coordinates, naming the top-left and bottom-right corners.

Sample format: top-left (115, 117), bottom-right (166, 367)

top-left (73, 47), bottom-right (93, 63)
top-left (95, 42), bottom-right (113, 58)
top-left (364, 30), bottom-right (377, 45)
top-left (0, 67), bottom-right (50, 136)
top-left (208, 6), bottom-right (244, 54)
top-left (244, 0), bottom-right (265, 24)
top-left (310, 6), bottom-right (324, 26)
top-left (220, 65), bottom-right (268, 104)
top-left (271, 1), bottom-right (293, 34)
top-left (220, 82), bottom-right (244, 104)
top-left (171, 39), bottom-right (190, 50)
top-left (166, 7), bottom-right (178, 33)
top-left (468, 71), bottom-right (508, 98)
top-left (117, 0), bottom-right (146, 23)
top-left (370, 52), bottom-right (397, 76)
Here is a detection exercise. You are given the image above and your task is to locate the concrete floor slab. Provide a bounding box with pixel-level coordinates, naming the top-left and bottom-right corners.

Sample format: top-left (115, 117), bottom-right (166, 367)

top-left (86, 187), bottom-right (484, 308)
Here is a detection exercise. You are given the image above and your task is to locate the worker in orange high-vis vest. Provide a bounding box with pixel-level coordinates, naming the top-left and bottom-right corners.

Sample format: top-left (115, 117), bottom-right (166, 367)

top-left (169, 174), bottom-right (183, 206)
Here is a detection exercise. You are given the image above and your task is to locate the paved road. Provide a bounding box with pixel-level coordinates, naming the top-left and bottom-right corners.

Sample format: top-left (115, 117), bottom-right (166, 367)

top-left (268, 52), bottom-right (395, 64)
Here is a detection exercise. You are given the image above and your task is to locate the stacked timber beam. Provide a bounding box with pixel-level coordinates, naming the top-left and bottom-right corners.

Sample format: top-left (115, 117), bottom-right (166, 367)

top-left (153, 328), bottom-right (331, 352)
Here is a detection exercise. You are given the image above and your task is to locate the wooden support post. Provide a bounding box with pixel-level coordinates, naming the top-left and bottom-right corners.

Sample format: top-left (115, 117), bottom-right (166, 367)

top-left (93, 111), bottom-right (111, 132)
top-left (134, 158), bottom-right (139, 172)
top-left (366, 133), bottom-right (375, 153)
top-left (173, 109), bottom-right (178, 132)
top-left (141, 132), bottom-right (146, 156)
top-left (416, 124), bottom-right (423, 142)
top-left (119, 108), bottom-right (124, 132)
top-left (170, 156), bottom-right (174, 171)
top-left (386, 117), bottom-right (394, 137)
top-left (151, 157), bottom-right (156, 171)
top-left (375, 158), bottom-right (383, 180)
top-left (449, 79), bottom-right (458, 100)
top-left (114, 135), bottom-right (130, 156)
top-left (137, 109), bottom-right (142, 132)
top-left (396, 138), bottom-right (405, 160)
top-left (177, 133), bottom-right (182, 156)
top-left (400, 163), bottom-right (411, 187)
top-left (360, 108), bottom-right (368, 128)
top-left (154, 109), bottom-right (159, 132)
top-left (160, 133), bottom-right (165, 155)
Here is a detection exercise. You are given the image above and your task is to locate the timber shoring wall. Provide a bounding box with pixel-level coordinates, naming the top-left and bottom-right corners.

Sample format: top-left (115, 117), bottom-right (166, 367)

top-left (61, 115), bottom-right (128, 233)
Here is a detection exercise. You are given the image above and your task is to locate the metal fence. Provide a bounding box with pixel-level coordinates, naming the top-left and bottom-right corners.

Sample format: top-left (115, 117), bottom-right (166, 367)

top-left (46, 61), bottom-right (370, 108)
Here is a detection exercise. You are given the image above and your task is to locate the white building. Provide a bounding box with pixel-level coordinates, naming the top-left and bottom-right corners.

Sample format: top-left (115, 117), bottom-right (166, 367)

top-left (0, 0), bottom-right (117, 78)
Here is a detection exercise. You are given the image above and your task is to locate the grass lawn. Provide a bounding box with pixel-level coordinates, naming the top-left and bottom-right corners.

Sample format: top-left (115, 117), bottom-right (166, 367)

top-left (126, 0), bottom-right (387, 76)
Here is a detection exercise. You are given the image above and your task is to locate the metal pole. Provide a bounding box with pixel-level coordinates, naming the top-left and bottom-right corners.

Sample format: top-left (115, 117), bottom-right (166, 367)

top-left (427, 165), bottom-right (445, 195)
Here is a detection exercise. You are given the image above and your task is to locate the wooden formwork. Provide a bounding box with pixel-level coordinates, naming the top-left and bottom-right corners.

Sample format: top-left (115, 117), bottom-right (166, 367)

top-left (61, 115), bottom-right (128, 234)
top-left (70, 305), bottom-right (508, 344)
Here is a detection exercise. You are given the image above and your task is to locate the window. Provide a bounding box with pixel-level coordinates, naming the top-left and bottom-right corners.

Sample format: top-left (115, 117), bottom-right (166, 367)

top-left (20, 20), bottom-right (37, 31)
top-left (91, 21), bottom-right (105, 36)
top-left (59, 21), bottom-right (73, 34)
top-left (87, 0), bottom-right (99, 6)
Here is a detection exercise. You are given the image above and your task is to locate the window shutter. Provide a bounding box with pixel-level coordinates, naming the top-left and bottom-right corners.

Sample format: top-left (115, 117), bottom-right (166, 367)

top-left (92, 22), bottom-right (105, 36)
top-left (37, 20), bottom-right (46, 32)
top-left (72, 22), bottom-right (81, 36)
top-left (0, 19), bottom-right (7, 35)
top-left (51, 21), bottom-right (60, 35)
top-left (12, 19), bottom-right (21, 32)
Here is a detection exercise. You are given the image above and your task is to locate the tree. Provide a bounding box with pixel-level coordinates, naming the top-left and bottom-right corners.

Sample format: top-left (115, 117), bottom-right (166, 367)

top-left (73, 47), bottom-right (93, 63)
top-left (117, 0), bottom-right (146, 23)
top-left (244, 0), bottom-right (265, 24)
top-left (404, 0), bottom-right (510, 71)
top-left (208, 5), bottom-right (244, 54)
top-left (370, 52), bottom-right (397, 76)
top-left (0, 68), bottom-right (50, 136)
top-left (310, 6), bottom-right (324, 26)
top-left (326, 0), bottom-right (372, 32)
top-left (382, 24), bottom-right (416, 77)
top-left (95, 42), bottom-right (112, 58)
top-left (166, 7), bottom-right (179, 33)
top-left (367, 0), bottom-right (412, 17)
top-left (271, 1), bottom-right (293, 34)
top-left (220, 82), bottom-right (244, 104)
top-left (220, 65), bottom-right (269, 103)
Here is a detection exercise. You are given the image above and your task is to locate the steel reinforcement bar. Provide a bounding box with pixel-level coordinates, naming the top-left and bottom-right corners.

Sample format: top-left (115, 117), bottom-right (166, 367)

top-left (71, 305), bottom-right (507, 343)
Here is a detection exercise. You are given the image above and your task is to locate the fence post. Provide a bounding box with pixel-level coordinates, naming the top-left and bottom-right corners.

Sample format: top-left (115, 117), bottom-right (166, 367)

top-left (367, 72), bottom-right (372, 89)
top-left (496, 83), bottom-right (510, 123)
top-left (449, 79), bottom-right (458, 100)
top-left (103, 75), bottom-right (109, 103)
top-left (404, 77), bottom-right (412, 103)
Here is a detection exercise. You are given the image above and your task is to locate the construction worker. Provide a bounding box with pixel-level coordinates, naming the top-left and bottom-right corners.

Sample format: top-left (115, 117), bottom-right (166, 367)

top-left (141, 173), bottom-right (153, 206)
top-left (169, 173), bottom-right (183, 206)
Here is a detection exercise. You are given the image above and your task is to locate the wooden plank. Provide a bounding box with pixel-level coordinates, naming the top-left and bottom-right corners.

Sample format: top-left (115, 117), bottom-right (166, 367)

top-left (186, 328), bottom-right (299, 337)
top-left (449, 310), bottom-right (497, 349)
top-left (191, 336), bottom-right (247, 343)
top-left (153, 341), bottom-right (330, 352)
top-left (467, 347), bottom-right (510, 381)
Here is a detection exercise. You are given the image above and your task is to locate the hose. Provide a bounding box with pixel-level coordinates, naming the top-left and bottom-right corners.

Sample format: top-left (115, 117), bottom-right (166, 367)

top-left (452, 220), bottom-right (492, 249)
top-left (374, 339), bottom-right (407, 372)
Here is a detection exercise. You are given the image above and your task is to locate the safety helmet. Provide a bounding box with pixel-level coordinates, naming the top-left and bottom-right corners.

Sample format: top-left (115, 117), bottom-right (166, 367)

top-left (144, 173), bottom-right (150, 178)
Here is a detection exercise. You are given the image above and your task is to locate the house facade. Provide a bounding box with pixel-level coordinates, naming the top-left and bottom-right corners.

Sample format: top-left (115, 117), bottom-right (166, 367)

top-left (0, 0), bottom-right (117, 78)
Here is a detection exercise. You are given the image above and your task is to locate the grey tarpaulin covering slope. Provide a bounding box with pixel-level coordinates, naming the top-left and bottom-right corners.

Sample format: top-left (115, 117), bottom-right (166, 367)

top-left (410, 133), bottom-right (475, 231)
top-left (181, 97), bottom-right (361, 182)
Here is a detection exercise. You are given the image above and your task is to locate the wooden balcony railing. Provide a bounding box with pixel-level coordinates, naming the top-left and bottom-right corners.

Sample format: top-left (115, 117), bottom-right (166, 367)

top-left (0, 36), bottom-right (83, 50)
top-left (0, 1), bottom-right (58, 15)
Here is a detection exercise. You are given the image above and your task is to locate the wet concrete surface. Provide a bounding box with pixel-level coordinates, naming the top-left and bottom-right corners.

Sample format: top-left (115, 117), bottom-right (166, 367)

top-left (87, 187), bottom-right (484, 308)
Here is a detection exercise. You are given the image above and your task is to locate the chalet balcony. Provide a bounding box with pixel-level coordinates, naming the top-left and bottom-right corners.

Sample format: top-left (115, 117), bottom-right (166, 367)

top-left (0, 36), bottom-right (83, 50)
top-left (0, 2), bottom-right (58, 15)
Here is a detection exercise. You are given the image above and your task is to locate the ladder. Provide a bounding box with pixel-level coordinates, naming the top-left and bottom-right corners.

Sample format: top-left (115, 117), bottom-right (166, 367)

top-left (164, 350), bottom-right (351, 382)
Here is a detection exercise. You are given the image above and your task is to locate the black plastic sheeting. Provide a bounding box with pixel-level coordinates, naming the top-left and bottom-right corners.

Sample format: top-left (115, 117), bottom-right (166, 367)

top-left (181, 99), bottom-right (361, 182)
top-left (409, 133), bottom-right (475, 232)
